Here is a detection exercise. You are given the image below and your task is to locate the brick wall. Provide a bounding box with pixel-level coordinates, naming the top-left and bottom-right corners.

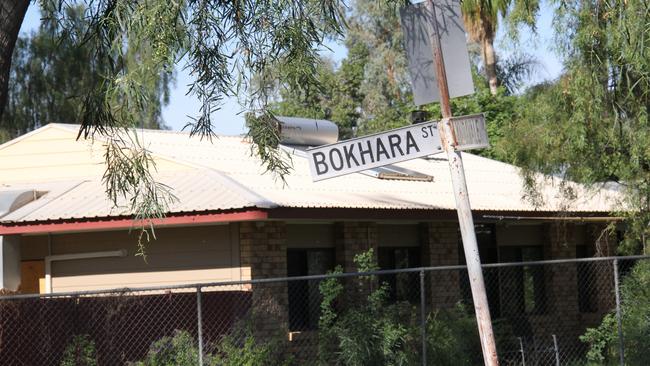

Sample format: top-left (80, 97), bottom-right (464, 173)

top-left (236, 219), bottom-right (617, 351)
top-left (239, 221), bottom-right (289, 339)
top-left (426, 222), bottom-right (462, 308)
top-left (524, 223), bottom-right (616, 344)
top-left (333, 221), bottom-right (463, 308)
top-left (335, 222), bottom-right (378, 273)
top-left (334, 222), bottom-right (378, 304)
top-left (534, 223), bottom-right (582, 340)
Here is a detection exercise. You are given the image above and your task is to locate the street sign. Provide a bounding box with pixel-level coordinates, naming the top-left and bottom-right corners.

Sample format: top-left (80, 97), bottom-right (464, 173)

top-left (400, 0), bottom-right (474, 105)
top-left (307, 121), bottom-right (442, 181)
top-left (449, 114), bottom-right (489, 151)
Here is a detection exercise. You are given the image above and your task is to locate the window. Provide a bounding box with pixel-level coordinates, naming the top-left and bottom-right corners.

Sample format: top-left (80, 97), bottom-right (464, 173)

top-left (499, 246), bottom-right (546, 316)
top-left (287, 249), bottom-right (335, 331)
top-left (378, 247), bottom-right (421, 302)
top-left (576, 245), bottom-right (598, 313)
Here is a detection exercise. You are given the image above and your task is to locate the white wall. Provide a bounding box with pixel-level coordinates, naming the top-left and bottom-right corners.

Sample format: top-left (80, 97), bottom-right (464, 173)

top-left (21, 224), bottom-right (241, 292)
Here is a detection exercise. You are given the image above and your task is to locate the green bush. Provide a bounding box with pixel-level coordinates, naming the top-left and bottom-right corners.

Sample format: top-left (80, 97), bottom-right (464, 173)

top-left (60, 334), bottom-right (97, 366)
top-left (579, 313), bottom-right (617, 365)
top-left (132, 327), bottom-right (291, 366)
top-left (132, 330), bottom-right (200, 366)
top-left (580, 260), bottom-right (650, 365)
top-left (318, 249), bottom-right (417, 365)
top-left (212, 326), bottom-right (292, 366)
top-left (318, 249), bottom-right (487, 366)
top-left (425, 303), bottom-right (482, 366)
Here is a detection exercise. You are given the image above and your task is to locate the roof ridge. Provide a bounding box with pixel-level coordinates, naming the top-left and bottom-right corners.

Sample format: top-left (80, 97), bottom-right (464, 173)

top-left (16, 124), bottom-right (274, 212)
top-left (0, 124), bottom-right (58, 152)
top-left (50, 123), bottom-right (245, 139)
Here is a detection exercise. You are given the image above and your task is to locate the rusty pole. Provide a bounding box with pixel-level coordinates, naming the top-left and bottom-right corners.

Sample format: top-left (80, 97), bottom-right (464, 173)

top-left (424, 0), bottom-right (499, 364)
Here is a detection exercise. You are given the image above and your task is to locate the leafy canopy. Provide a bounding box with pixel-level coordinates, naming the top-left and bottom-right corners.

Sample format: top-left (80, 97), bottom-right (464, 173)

top-left (0, 4), bottom-right (170, 142)
top-left (270, 0), bottom-right (535, 163)
top-left (503, 0), bottom-right (650, 252)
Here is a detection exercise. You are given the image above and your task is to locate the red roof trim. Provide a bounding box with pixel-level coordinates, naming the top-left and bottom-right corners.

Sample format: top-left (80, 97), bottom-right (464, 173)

top-left (0, 210), bottom-right (268, 235)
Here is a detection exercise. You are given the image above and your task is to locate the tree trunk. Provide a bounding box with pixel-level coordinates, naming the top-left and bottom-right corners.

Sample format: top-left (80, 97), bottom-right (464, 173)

top-left (0, 0), bottom-right (30, 119)
top-left (482, 36), bottom-right (498, 96)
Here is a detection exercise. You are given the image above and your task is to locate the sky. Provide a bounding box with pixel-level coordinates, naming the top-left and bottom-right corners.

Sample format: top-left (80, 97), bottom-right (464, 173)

top-left (19, 1), bottom-right (562, 136)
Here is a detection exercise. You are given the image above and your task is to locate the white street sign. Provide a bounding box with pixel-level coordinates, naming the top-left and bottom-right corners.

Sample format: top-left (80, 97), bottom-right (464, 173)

top-left (400, 0), bottom-right (474, 105)
top-left (307, 121), bottom-right (443, 181)
top-left (449, 114), bottom-right (489, 151)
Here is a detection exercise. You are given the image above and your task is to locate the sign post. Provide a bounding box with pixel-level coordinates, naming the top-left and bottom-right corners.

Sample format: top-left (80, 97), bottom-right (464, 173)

top-left (423, 0), bottom-right (499, 364)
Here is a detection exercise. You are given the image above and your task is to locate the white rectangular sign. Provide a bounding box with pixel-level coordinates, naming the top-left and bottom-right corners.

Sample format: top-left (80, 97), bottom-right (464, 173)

top-left (400, 0), bottom-right (474, 105)
top-left (307, 122), bottom-right (443, 181)
top-left (450, 114), bottom-right (489, 151)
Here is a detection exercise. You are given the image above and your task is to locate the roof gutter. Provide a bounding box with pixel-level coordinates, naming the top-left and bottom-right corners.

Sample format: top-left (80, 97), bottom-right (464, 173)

top-left (482, 214), bottom-right (624, 222)
top-left (0, 209), bottom-right (268, 235)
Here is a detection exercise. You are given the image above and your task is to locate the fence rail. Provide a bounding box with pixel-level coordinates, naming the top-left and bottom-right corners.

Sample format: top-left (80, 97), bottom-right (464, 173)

top-left (1, 255), bottom-right (648, 365)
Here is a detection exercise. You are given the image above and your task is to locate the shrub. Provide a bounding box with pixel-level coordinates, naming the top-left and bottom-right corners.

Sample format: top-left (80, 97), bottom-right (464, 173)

top-left (318, 249), bottom-right (417, 365)
top-left (212, 326), bottom-right (292, 366)
top-left (580, 260), bottom-right (650, 365)
top-left (579, 313), bottom-right (617, 365)
top-left (132, 327), bottom-right (291, 366)
top-left (425, 303), bottom-right (482, 366)
top-left (132, 330), bottom-right (200, 366)
top-left (318, 249), bottom-right (489, 366)
top-left (60, 334), bottom-right (97, 366)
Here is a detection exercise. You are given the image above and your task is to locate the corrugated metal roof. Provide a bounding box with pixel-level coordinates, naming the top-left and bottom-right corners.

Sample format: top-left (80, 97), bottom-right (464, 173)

top-left (0, 124), bottom-right (624, 223)
top-left (0, 169), bottom-right (266, 222)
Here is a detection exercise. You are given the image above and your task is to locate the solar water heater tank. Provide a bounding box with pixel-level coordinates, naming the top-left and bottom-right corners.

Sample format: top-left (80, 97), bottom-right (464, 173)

top-left (275, 116), bottom-right (338, 146)
top-left (0, 190), bottom-right (37, 218)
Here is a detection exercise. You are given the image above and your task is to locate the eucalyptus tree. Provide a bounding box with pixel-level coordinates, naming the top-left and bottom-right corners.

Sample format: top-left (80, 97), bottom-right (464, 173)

top-left (504, 0), bottom-right (650, 252)
top-left (0, 0), bottom-right (30, 120)
top-left (271, 0), bottom-right (538, 162)
top-left (461, 0), bottom-right (539, 95)
top-left (345, 0), bottom-right (413, 134)
top-left (270, 43), bottom-right (367, 140)
top-left (0, 4), bottom-right (171, 142)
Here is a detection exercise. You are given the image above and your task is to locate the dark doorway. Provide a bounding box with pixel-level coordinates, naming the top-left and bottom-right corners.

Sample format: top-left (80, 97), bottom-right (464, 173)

top-left (459, 224), bottom-right (501, 318)
top-left (287, 249), bottom-right (335, 330)
top-left (378, 247), bottom-right (421, 302)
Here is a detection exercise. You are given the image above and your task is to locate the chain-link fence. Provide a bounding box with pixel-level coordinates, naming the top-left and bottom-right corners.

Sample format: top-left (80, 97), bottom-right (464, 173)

top-left (0, 255), bottom-right (648, 365)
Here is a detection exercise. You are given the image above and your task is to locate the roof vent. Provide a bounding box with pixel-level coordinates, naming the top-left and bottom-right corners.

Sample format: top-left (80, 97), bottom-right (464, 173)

top-left (362, 166), bottom-right (434, 182)
top-left (0, 190), bottom-right (41, 219)
top-left (275, 116), bottom-right (338, 146)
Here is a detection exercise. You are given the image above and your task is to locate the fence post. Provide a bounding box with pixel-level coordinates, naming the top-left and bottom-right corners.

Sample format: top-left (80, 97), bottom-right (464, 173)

top-left (517, 337), bottom-right (526, 366)
top-left (420, 269), bottom-right (427, 366)
top-left (197, 285), bottom-right (204, 366)
top-left (613, 259), bottom-right (624, 366)
top-left (552, 334), bottom-right (560, 366)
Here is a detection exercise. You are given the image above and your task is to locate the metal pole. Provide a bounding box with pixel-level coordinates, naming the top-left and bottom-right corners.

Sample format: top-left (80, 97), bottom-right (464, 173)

top-left (420, 269), bottom-right (427, 366)
top-left (613, 259), bottom-right (625, 365)
top-left (424, 1), bottom-right (498, 364)
top-left (552, 334), bottom-right (560, 366)
top-left (197, 285), bottom-right (204, 366)
top-left (518, 337), bottom-right (526, 366)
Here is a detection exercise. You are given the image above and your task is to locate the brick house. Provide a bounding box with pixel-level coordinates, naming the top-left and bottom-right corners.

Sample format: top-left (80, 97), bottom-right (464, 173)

top-left (0, 123), bottom-right (622, 344)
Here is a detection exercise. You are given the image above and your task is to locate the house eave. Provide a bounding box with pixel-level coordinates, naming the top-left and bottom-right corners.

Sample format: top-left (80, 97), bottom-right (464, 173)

top-left (0, 208), bottom-right (268, 235)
